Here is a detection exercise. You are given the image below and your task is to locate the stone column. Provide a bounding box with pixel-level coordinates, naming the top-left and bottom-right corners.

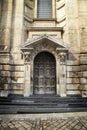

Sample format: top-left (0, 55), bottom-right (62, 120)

top-left (59, 52), bottom-right (67, 97)
top-left (23, 52), bottom-right (31, 97)
top-left (12, 0), bottom-right (24, 52)
top-left (0, 0), bottom-right (13, 50)
top-left (56, 55), bottom-right (60, 95)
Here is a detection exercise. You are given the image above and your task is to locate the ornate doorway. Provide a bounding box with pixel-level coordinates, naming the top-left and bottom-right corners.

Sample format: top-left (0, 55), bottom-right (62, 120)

top-left (34, 52), bottom-right (56, 94)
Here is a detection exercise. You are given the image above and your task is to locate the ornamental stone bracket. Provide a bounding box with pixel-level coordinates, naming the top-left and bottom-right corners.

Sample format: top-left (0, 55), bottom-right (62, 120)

top-left (21, 48), bottom-right (33, 64)
top-left (59, 52), bottom-right (67, 65)
top-left (23, 52), bottom-right (31, 63)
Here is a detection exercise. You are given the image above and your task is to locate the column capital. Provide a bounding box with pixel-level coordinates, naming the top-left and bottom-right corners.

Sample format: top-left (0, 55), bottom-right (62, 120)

top-left (59, 52), bottom-right (66, 65)
top-left (23, 52), bottom-right (31, 63)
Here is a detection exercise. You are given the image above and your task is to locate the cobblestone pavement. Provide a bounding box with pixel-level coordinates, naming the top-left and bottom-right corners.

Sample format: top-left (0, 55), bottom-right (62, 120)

top-left (0, 117), bottom-right (87, 130)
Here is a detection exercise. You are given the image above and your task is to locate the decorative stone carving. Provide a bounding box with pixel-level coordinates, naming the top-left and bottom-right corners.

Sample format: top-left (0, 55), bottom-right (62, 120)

top-left (24, 52), bottom-right (31, 63)
top-left (59, 52), bottom-right (66, 64)
top-left (0, 45), bottom-right (8, 51)
top-left (33, 42), bottom-right (56, 57)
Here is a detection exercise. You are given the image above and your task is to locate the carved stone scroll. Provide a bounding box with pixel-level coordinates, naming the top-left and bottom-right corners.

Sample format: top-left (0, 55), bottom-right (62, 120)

top-left (24, 52), bottom-right (31, 63)
top-left (59, 52), bottom-right (66, 64)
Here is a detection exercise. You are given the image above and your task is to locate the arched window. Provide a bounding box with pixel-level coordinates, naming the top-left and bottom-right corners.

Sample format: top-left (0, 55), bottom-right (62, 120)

top-left (37, 0), bottom-right (52, 18)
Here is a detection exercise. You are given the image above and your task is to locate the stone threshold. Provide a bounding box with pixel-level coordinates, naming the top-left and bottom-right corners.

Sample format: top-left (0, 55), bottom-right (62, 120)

top-left (0, 112), bottom-right (87, 120)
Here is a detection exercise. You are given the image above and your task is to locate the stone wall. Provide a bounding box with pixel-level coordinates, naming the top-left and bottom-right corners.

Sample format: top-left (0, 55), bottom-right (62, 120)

top-left (0, 54), bottom-right (11, 96)
top-left (0, 0), bottom-right (25, 96)
top-left (24, 0), bottom-right (34, 41)
top-left (66, 53), bottom-right (81, 95)
top-left (80, 53), bottom-right (87, 96)
top-left (0, 53), bottom-right (25, 96)
top-left (0, 0), bottom-right (13, 48)
top-left (78, 0), bottom-right (87, 52)
top-left (0, 0), bottom-right (87, 97)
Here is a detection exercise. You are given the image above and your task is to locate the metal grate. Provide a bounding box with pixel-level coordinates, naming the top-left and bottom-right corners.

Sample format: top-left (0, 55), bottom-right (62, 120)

top-left (37, 0), bottom-right (52, 18)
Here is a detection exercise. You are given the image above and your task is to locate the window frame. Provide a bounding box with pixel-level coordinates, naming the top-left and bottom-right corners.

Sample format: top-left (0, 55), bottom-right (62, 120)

top-left (37, 0), bottom-right (52, 18)
top-left (34, 0), bottom-right (56, 19)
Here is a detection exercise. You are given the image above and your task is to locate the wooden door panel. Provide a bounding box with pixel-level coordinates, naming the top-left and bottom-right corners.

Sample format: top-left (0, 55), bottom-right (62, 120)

top-left (34, 52), bottom-right (56, 94)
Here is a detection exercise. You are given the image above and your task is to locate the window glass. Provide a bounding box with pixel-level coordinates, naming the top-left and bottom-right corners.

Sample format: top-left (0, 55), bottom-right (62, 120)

top-left (37, 0), bottom-right (52, 18)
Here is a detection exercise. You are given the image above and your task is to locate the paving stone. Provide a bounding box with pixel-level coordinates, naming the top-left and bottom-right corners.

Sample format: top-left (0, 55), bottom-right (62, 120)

top-left (11, 128), bottom-right (18, 130)
top-left (0, 116), bottom-right (87, 130)
top-left (0, 126), bottom-right (4, 130)
top-left (18, 126), bottom-right (26, 130)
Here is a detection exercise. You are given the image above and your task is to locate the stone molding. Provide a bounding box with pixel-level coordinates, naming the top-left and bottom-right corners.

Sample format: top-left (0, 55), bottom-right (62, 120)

top-left (28, 27), bottom-right (63, 31)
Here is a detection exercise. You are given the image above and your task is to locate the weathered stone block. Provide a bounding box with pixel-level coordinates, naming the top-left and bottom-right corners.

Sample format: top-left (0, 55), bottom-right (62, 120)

top-left (82, 71), bottom-right (87, 77)
top-left (0, 65), bottom-right (2, 70)
top-left (0, 76), bottom-right (11, 84)
top-left (10, 89), bottom-right (23, 95)
top-left (67, 53), bottom-right (80, 65)
top-left (67, 84), bottom-right (80, 90)
top-left (67, 72), bottom-right (82, 78)
top-left (67, 60), bottom-right (80, 65)
top-left (81, 65), bottom-right (87, 71)
top-left (82, 91), bottom-right (87, 97)
top-left (67, 78), bottom-right (80, 84)
top-left (0, 90), bottom-right (9, 97)
top-left (80, 78), bottom-right (87, 84)
top-left (0, 55), bottom-right (10, 64)
top-left (67, 90), bottom-right (81, 95)
top-left (10, 83), bottom-right (23, 90)
top-left (11, 72), bottom-right (24, 77)
top-left (3, 65), bottom-right (10, 71)
top-left (80, 54), bottom-right (87, 64)
top-left (11, 77), bottom-right (24, 83)
top-left (67, 66), bottom-right (80, 72)
top-left (0, 84), bottom-right (8, 90)
top-left (12, 60), bottom-right (24, 64)
top-left (11, 65), bottom-right (24, 71)
top-left (81, 85), bottom-right (87, 90)
top-left (0, 71), bottom-right (10, 77)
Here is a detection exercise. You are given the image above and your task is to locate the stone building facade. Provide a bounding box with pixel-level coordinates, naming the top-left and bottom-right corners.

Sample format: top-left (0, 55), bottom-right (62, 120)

top-left (0, 0), bottom-right (87, 97)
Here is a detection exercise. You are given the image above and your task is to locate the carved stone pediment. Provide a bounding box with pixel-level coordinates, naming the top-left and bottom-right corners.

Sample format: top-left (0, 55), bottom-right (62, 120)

top-left (21, 34), bottom-right (68, 51)
top-left (21, 34), bottom-right (68, 63)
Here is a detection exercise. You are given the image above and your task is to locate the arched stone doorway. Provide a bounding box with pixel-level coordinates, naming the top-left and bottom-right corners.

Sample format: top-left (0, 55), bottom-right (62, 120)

top-left (33, 52), bottom-right (56, 94)
top-left (22, 34), bottom-right (68, 97)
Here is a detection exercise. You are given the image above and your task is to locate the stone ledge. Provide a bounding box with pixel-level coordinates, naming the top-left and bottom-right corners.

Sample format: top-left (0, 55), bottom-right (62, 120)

top-left (0, 112), bottom-right (87, 120)
top-left (33, 18), bottom-right (57, 21)
top-left (28, 27), bottom-right (63, 31)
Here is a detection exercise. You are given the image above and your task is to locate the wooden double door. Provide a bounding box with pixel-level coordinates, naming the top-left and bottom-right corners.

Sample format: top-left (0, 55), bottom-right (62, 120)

top-left (34, 52), bottom-right (56, 94)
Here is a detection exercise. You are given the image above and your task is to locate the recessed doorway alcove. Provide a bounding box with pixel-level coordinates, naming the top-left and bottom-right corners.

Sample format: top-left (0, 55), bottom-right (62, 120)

top-left (21, 34), bottom-right (68, 97)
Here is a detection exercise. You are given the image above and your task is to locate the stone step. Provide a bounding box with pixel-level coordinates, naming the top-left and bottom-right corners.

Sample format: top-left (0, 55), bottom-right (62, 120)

top-left (0, 101), bottom-right (87, 107)
top-left (0, 96), bottom-right (86, 102)
top-left (0, 107), bottom-right (87, 114)
top-left (0, 95), bottom-right (87, 114)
